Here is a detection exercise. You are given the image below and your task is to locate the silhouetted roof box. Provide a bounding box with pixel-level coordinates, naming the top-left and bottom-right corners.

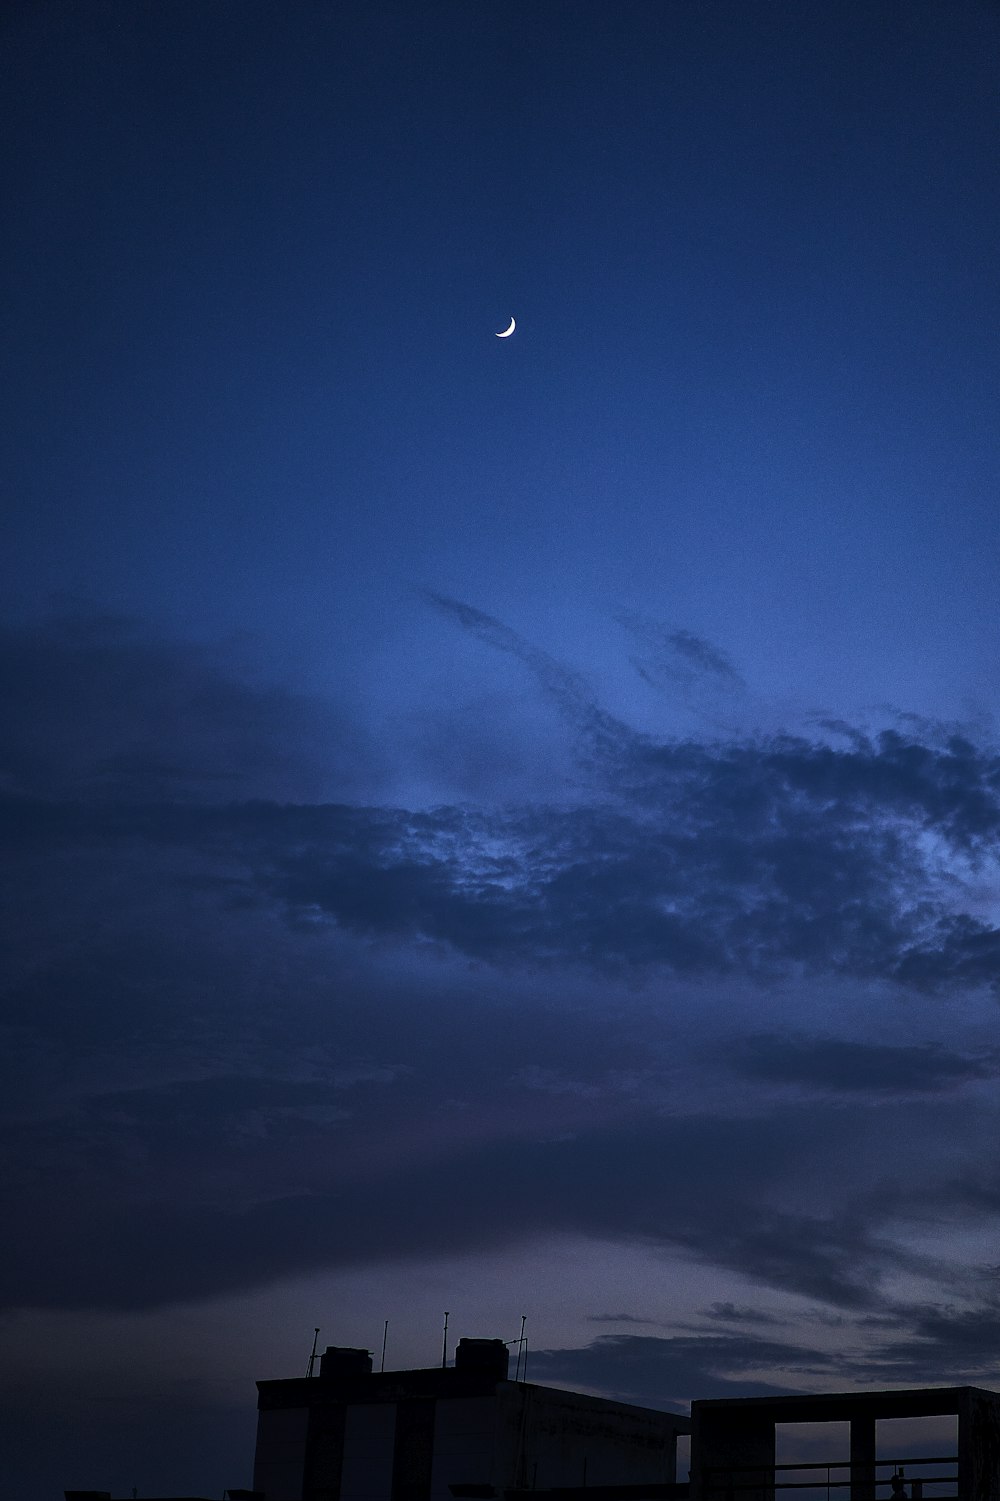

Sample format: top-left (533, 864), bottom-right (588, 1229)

top-left (319, 1344), bottom-right (374, 1378)
top-left (454, 1337), bottom-right (510, 1381)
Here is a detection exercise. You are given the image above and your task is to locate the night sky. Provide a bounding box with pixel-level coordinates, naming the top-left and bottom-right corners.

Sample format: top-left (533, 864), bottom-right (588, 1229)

top-left (3, 3), bottom-right (1000, 1498)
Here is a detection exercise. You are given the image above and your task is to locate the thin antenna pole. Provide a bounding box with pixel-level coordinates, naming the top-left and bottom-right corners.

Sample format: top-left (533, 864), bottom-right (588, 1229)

top-left (515, 1316), bottom-right (526, 1381)
top-left (381, 1319), bottom-right (389, 1373)
top-left (522, 1335), bottom-right (528, 1383)
top-left (442, 1311), bottom-right (450, 1369)
top-left (306, 1327), bottom-right (321, 1378)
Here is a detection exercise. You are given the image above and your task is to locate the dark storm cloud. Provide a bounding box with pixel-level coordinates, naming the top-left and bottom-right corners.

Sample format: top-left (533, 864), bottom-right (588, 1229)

top-left (725, 1035), bottom-right (995, 1094)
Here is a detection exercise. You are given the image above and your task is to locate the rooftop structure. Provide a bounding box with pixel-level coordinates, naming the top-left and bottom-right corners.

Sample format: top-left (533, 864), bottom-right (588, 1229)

top-left (254, 1337), bottom-right (689, 1501)
top-left (66, 1349), bottom-right (1000, 1501)
top-left (688, 1386), bottom-right (1000, 1501)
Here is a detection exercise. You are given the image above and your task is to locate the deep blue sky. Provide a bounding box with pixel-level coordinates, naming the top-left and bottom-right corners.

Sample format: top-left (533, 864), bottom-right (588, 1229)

top-left (2, 3), bottom-right (1000, 1499)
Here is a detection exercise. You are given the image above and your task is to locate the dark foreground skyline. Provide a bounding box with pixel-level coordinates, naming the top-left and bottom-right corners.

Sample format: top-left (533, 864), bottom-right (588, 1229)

top-left (2, 3), bottom-right (1000, 1498)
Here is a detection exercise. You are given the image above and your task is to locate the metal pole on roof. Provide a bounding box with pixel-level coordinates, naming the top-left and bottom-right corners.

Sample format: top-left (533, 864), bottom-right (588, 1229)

top-left (442, 1311), bottom-right (450, 1368)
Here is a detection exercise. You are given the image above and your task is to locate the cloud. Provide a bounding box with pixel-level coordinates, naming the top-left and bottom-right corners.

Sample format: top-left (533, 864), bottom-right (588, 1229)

top-left (875, 1300), bottom-right (1000, 1375)
top-left (14, 727), bottom-right (994, 990)
top-left (255, 730), bottom-right (1000, 984)
top-left (533, 1301), bottom-right (1000, 1409)
top-left (0, 603), bottom-right (375, 805)
top-left (588, 1313), bottom-right (659, 1325)
top-left (531, 1332), bottom-right (827, 1407)
top-left (617, 612), bottom-right (747, 692)
top-left (791, 1294), bottom-right (1000, 1388)
top-left (700, 1302), bottom-right (788, 1326)
top-left (6, 604), bottom-right (1000, 992)
top-left (425, 592), bottom-right (633, 762)
top-left (3, 603), bottom-right (1000, 1326)
top-left (614, 613), bottom-right (749, 732)
top-left (0, 1103), bottom-right (936, 1312)
top-left (725, 1035), bottom-right (995, 1094)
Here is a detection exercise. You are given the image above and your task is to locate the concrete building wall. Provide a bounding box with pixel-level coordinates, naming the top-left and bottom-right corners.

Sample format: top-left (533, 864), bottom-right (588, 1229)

top-left (254, 1406), bottom-right (310, 1501)
top-left (339, 1403), bottom-right (397, 1501)
top-left (959, 1389), bottom-right (1000, 1501)
top-left (689, 1407), bottom-right (775, 1501)
top-left (304, 1400), bottom-right (346, 1501)
top-left (429, 1397), bottom-right (498, 1501)
top-left (254, 1362), bottom-right (686, 1501)
top-left (392, 1398), bottom-right (437, 1501)
top-left (689, 1387), bottom-right (1000, 1501)
top-left (495, 1386), bottom-right (680, 1492)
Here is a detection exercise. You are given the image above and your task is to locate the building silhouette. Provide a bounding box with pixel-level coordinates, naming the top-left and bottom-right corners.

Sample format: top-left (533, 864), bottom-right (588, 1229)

top-left (66, 1344), bottom-right (1000, 1501)
top-left (253, 1338), bottom-right (688, 1501)
top-left (689, 1386), bottom-right (999, 1501)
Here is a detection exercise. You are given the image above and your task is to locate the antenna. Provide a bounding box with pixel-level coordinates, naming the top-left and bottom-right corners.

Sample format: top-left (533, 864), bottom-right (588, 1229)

top-left (442, 1311), bottom-right (450, 1369)
top-left (514, 1315), bottom-right (526, 1381)
top-left (381, 1319), bottom-right (389, 1373)
top-left (306, 1327), bottom-right (321, 1378)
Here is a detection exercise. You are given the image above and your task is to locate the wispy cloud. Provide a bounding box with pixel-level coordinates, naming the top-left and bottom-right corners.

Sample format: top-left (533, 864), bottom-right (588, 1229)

top-left (532, 1305), bottom-right (1000, 1408)
top-left (425, 592), bottom-right (635, 762)
top-left (700, 1302), bottom-right (789, 1326)
top-left (617, 611), bottom-right (747, 691)
top-left (531, 1331), bottom-right (830, 1406)
top-left (724, 1036), bottom-right (996, 1095)
top-left (588, 1313), bottom-right (660, 1325)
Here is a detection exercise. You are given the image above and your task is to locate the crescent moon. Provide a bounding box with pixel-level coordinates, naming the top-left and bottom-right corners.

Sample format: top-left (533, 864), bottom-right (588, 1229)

top-left (495, 316), bottom-right (516, 338)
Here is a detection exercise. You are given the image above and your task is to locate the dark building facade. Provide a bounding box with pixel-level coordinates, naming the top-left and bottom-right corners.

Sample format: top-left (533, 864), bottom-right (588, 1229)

top-left (253, 1339), bottom-right (689, 1501)
top-left (688, 1386), bottom-right (1000, 1501)
top-left (71, 1351), bottom-right (1000, 1501)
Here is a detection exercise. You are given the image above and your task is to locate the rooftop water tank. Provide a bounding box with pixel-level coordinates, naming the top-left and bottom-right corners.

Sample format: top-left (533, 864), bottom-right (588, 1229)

top-left (454, 1338), bottom-right (510, 1380)
top-left (320, 1345), bottom-right (373, 1378)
